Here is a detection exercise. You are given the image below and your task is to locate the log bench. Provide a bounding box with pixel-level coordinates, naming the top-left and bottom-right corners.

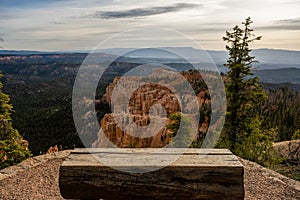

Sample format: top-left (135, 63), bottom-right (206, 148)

top-left (59, 148), bottom-right (244, 200)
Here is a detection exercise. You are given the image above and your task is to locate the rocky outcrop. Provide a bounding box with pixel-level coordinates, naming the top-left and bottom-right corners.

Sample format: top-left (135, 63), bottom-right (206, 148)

top-left (274, 140), bottom-right (300, 163)
top-left (47, 145), bottom-right (59, 154)
top-left (94, 70), bottom-right (212, 148)
top-left (93, 113), bottom-right (173, 148)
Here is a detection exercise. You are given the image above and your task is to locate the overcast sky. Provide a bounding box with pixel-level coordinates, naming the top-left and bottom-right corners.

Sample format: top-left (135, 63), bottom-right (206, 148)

top-left (0, 0), bottom-right (299, 51)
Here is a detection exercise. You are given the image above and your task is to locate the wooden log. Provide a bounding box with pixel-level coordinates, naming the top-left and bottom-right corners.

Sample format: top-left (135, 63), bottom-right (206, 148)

top-left (59, 148), bottom-right (244, 200)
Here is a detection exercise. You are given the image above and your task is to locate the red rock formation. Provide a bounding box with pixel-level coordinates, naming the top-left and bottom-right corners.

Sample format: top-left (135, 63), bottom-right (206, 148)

top-left (47, 145), bottom-right (59, 154)
top-left (93, 70), bottom-right (213, 148)
top-left (20, 139), bottom-right (29, 151)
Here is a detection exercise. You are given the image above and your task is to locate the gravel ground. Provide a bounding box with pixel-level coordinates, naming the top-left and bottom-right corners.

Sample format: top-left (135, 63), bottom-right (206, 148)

top-left (0, 151), bottom-right (300, 200)
top-left (240, 158), bottom-right (300, 200)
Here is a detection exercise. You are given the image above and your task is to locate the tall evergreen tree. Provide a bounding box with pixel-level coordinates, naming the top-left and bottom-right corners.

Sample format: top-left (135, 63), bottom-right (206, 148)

top-left (220, 18), bottom-right (278, 165)
top-left (0, 53), bottom-right (32, 169)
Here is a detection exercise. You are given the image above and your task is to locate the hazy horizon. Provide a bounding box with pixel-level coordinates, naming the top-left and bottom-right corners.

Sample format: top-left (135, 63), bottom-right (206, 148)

top-left (1, 47), bottom-right (300, 53)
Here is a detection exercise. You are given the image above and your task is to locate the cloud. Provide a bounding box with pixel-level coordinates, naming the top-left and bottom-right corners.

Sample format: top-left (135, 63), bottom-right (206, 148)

top-left (258, 25), bottom-right (300, 31)
top-left (257, 17), bottom-right (300, 31)
top-left (273, 17), bottom-right (300, 24)
top-left (88, 3), bottom-right (201, 19)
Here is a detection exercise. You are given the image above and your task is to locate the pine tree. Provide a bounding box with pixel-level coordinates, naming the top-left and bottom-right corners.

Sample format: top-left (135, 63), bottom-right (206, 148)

top-left (167, 113), bottom-right (194, 148)
top-left (220, 18), bottom-right (278, 165)
top-left (0, 72), bottom-right (32, 169)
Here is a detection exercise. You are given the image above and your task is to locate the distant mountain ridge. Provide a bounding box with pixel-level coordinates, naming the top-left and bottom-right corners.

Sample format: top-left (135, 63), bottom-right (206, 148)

top-left (1, 48), bottom-right (300, 69)
top-left (0, 50), bottom-right (60, 55)
top-left (1, 50), bottom-right (300, 84)
top-left (254, 68), bottom-right (300, 84)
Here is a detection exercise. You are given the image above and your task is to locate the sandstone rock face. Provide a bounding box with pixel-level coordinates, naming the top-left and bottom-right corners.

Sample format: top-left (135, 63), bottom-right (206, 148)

top-left (93, 70), bottom-right (213, 148)
top-left (20, 139), bottom-right (29, 150)
top-left (47, 145), bottom-right (59, 154)
top-left (93, 114), bottom-right (172, 148)
top-left (273, 140), bottom-right (300, 163)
